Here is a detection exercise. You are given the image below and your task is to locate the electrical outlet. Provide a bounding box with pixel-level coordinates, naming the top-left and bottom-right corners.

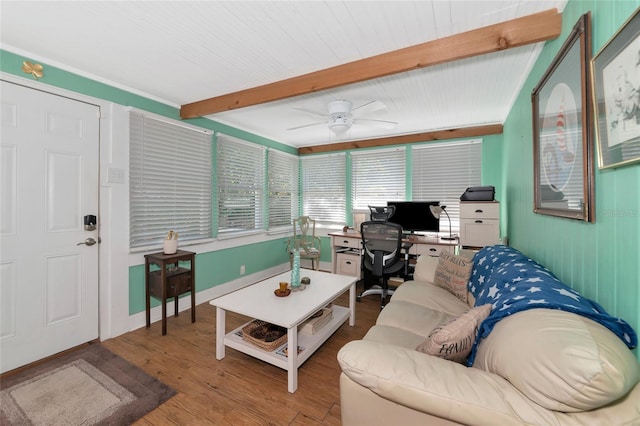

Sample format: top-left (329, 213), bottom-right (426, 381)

top-left (240, 265), bottom-right (246, 275)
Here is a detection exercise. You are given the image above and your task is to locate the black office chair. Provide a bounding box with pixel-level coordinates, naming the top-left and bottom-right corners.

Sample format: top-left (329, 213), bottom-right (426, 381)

top-left (357, 221), bottom-right (405, 308)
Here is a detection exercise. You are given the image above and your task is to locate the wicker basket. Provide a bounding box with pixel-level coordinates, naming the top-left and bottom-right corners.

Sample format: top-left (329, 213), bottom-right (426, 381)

top-left (241, 320), bottom-right (288, 351)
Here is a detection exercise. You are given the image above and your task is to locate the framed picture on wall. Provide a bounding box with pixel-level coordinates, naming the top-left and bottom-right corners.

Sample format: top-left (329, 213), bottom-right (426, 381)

top-left (531, 12), bottom-right (594, 222)
top-left (591, 7), bottom-right (640, 169)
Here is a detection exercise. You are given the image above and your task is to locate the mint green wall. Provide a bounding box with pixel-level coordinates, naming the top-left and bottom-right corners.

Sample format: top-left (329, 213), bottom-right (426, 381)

top-left (502, 0), bottom-right (640, 359)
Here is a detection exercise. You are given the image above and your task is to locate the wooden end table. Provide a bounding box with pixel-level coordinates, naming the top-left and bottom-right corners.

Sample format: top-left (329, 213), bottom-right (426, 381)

top-left (144, 250), bottom-right (196, 335)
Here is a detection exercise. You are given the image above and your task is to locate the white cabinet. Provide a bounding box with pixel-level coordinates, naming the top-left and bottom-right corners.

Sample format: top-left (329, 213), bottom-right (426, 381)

top-left (460, 202), bottom-right (500, 247)
top-left (332, 234), bottom-right (362, 277)
top-left (408, 243), bottom-right (454, 257)
top-left (336, 252), bottom-right (361, 277)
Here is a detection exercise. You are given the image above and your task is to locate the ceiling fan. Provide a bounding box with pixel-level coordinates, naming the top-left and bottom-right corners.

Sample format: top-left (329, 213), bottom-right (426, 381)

top-left (287, 99), bottom-right (398, 136)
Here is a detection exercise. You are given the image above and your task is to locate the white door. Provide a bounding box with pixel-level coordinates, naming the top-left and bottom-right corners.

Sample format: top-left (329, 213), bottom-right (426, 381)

top-left (0, 80), bottom-right (100, 373)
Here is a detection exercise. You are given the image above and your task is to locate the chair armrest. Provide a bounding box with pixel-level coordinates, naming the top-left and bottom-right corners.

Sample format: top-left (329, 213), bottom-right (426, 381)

top-left (337, 340), bottom-right (553, 425)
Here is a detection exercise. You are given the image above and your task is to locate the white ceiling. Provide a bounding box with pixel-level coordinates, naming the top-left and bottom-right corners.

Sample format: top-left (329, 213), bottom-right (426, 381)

top-left (1, 1), bottom-right (567, 149)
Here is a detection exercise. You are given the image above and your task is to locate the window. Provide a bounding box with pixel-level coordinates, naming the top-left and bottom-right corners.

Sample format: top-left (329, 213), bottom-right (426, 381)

top-left (352, 147), bottom-right (405, 209)
top-left (216, 133), bottom-right (266, 235)
top-left (412, 139), bottom-right (482, 233)
top-left (129, 111), bottom-right (213, 250)
top-left (301, 153), bottom-right (346, 224)
top-left (268, 149), bottom-right (299, 230)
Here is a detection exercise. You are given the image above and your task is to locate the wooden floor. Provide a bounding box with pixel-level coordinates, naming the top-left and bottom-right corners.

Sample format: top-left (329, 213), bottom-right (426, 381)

top-left (102, 280), bottom-right (382, 425)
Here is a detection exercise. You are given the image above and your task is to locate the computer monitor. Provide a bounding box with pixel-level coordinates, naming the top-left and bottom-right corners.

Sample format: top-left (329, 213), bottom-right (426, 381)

top-left (386, 201), bottom-right (440, 234)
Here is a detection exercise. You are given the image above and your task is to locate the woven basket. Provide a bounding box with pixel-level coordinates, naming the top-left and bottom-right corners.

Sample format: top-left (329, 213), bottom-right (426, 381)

top-left (241, 320), bottom-right (288, 351)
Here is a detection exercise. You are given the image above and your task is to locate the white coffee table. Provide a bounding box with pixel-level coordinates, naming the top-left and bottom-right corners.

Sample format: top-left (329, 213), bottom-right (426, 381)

top-left (209, 269), bottom-right (356, 393)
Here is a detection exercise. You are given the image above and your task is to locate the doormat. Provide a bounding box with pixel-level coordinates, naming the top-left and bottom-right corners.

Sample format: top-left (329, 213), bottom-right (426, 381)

top-left (1, 344), bottom-right (176, 425)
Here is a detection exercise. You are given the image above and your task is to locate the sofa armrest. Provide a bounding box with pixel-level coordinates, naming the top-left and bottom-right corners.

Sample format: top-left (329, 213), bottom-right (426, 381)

top-left (337, 340), bottom-right (555, 425)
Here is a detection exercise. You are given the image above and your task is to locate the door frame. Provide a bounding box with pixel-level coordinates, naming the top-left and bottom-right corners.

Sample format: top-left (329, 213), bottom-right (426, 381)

top-left (1, 72), bottom-right (130, 341)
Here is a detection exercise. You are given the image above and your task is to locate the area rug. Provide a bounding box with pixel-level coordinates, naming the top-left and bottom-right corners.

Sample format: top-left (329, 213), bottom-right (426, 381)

top-left (0, 344), bottom-right (176, 425)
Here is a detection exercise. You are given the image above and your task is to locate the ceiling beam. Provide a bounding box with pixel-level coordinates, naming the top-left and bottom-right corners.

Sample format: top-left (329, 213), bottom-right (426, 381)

top-left (297, 124), bottom-right (503, 155)
top-left (180, 8), bottom-right (561, 119)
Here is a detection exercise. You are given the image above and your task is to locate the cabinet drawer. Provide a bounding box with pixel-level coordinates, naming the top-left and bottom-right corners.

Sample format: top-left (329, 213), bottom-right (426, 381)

top-left (332, 235), bottom-right (361, 250)
top-left (460, 219), bottom-right (500, 247)
top-left (411, 244), bottom-right (453, 257)
top-left (460, 202), bottom-right (500, 219)
top-left (336, 253), bottom-right (361, 277)
top-left (149, 268), bottom-right (192, 299)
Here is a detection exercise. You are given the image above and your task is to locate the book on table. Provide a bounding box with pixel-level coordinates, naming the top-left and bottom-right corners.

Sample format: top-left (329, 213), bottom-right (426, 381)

top-left (299, 307), bottom-right (333, 335)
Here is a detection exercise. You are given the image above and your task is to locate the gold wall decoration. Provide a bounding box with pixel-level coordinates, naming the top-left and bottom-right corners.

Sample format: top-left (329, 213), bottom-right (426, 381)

top-left (21, 61), bottom-right (44, 80)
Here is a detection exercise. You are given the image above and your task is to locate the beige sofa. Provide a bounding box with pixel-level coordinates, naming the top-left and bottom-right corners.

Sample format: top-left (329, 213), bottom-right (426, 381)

top-left (338, 249), bottom-right (640, 425)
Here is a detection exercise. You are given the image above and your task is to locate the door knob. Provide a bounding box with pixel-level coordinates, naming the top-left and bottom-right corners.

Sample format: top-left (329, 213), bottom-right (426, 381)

top-left (77, 238), bottom-right (97, 246)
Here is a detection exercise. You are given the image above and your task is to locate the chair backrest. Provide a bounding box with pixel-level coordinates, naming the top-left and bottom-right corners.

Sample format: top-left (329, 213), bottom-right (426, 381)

top-left (368, 205), bottom-right (395, 221)
top-left (293, 216), bottom-right (315, 237)
top-left (292, 216), bottom-right (317, 251)
top-left (360, 221), bottom-right (403, 276)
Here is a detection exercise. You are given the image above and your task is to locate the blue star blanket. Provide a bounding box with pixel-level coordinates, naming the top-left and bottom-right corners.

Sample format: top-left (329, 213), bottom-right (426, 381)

top-left (466, 245), bottom-right (637, 366)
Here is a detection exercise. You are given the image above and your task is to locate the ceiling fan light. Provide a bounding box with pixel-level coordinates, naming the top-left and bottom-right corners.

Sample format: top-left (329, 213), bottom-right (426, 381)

top-left (329, 116), bottom-right (352, 135)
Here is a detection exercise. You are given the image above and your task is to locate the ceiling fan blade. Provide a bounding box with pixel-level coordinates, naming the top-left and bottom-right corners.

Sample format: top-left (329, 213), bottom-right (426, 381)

top-left (352, 100), bottom-right (387, 115)
top-left (286, 121), bottom-right (326, 131)
top-left (291, 106), bottom-right (327, 119)
top-left (353, 118), bottom-right (397, 129)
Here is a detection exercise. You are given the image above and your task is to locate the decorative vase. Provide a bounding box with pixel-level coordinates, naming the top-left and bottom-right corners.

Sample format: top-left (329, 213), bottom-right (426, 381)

top-left (291, 249), bottom-right (301, 290)
top-left (163, 238), bottom-right (178, 254)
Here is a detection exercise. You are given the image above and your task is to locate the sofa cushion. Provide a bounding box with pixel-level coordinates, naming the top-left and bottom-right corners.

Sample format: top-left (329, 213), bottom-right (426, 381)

top-left (376, 300), bottom-right (455, 337)
top-left (434, 252), bottom-right (473, 303)
top-left (363, 325), bottom-right (427, 349)
top-left (473, 309), bottom-right (640, 412)
top-left (416, 304), bottom-right (492, 363)
top-left (390, 281), bottom-right (469, 317)
top-left (413, 255), bottom-right (439, 282)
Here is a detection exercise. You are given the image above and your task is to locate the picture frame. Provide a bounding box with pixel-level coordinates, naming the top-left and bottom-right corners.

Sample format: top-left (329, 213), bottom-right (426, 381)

top-left (591, 7), bottom-right (640, 169)
top-left (532, 12), bottom-right (594, 222)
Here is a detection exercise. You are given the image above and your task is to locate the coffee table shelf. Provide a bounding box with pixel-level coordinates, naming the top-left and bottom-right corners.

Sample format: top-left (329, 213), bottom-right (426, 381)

top-left (224, 305), bottom-right (350, 369)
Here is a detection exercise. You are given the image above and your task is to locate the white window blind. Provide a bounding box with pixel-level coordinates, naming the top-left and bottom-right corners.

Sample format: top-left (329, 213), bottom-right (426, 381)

top-left (352, 147), bottom-right (406, 209)
top-left (412, 140), bottom-right (482, 233)
top-left (217, 133), bottom-right (265, 235)
top-left (129, 111), bottom-right (213, 250)
top-left (268, 149), bottom-right (299, 230)
top-left (301, 154), bottom-right (346, 224)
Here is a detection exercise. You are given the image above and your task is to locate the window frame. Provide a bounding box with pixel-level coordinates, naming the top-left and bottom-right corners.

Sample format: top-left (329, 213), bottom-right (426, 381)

top-left (301, 153), bottom-right (347, 226)
top-left (267, 148), bottom-right (299, 231)
top-left (351, 147), bottom-right (406, 210)
top-left (129, 110), bottom-right (213, 251)
top-left (216, 132), bottom-right (267, 237)
top-left (411, 139), bottom-right (482, 234)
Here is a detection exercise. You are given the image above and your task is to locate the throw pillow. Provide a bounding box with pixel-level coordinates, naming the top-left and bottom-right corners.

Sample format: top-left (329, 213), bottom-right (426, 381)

top-left (434, 252), bottom-right (473, 303)
top-left (416, 304), bottom-right (492, 363)
top-left (413, 255), bottom-right (439, 282)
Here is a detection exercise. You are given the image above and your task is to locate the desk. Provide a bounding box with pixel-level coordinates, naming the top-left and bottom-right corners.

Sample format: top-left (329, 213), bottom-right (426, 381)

top-left (329, 231), bottom-right (459, 276)
top-left (145, 250), bottom-right (196, 335)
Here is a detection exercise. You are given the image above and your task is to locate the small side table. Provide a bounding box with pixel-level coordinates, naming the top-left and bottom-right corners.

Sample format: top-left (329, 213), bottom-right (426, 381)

top-left (145, 250), bottom-right (196, 335)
